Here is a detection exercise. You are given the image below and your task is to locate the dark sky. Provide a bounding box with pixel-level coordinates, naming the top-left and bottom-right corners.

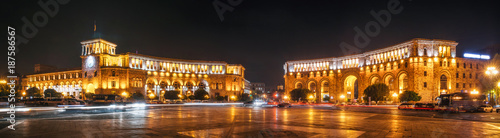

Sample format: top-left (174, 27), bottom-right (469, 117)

top-left (2, 0), bottom-right (499, 90)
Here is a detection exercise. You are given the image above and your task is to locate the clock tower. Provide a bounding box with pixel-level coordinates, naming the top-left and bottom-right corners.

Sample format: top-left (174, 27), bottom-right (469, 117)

top-left (80, 38), bottom-right (117, 94)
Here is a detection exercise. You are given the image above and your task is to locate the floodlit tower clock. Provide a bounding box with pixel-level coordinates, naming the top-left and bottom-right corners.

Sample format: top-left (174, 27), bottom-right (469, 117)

top-left (80, 38), bottom-right (118, 95)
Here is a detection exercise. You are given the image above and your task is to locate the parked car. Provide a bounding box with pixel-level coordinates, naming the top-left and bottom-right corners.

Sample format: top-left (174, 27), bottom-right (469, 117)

top-left (243, 101), bottom-right (254, 107)
top-left (398, 103), bottom-right (415, 110)
top-left (477, 105), bottom-right (493, 112)
top-left (277, 103), bottom-right (291, 108)
top-left (24, 98), bottom-right (45, 106)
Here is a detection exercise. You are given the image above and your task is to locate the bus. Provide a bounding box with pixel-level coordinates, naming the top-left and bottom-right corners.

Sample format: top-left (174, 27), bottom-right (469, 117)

top-left (436, 93), bottom-right (487, 112)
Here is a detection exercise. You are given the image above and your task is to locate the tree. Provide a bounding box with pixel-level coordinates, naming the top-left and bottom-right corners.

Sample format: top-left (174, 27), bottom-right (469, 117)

top-left (479, 54), bottom-right (500, 105)
top-left (26, 87), bottom-right (42, 97)
top-left (0, 84), bottom-right (10, 97)
top-left (399, 90), bottom-right (422, 102)
top-left (164, 90), bottom-right (180, 100)
top-left (194, 89), bottom-right (209, 100)
top-left (44, 89), bottom-right (62, 98)
top-left (239, 93), bottom-right (251, 102)
top-left (132, 92), bottom-right (145, 101)
top-left (363, 83), bottom-right (390, 103)
top-left (290, 88), bottom-right (312, 102)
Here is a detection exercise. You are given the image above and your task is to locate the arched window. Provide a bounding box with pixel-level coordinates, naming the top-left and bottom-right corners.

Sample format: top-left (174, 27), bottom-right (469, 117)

top-left (423, 48), bottom-right (427, 56)
top-left (186, 82), bottom-right (193, 90)
top-left (112, 70), bottom-right (116, 76)
top-left (173, 82), bottom-right (181, 89)
top-left (84, 72), bottom-right (87, 78)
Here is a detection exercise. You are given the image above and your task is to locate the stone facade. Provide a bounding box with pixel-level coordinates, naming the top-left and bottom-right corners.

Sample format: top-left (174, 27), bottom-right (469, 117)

top-left (283, 38), bottom-right (488, 103)
top-left (22, 38), bottom-right (246, 99)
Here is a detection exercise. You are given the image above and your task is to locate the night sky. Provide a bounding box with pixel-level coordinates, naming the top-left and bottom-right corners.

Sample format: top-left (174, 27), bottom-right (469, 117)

top-left (2, 0), bottom-right (499, 90)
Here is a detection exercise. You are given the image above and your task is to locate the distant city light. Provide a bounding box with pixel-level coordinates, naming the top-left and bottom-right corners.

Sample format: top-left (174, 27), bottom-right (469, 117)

top-left (464, 53), bottom-right (489, 59)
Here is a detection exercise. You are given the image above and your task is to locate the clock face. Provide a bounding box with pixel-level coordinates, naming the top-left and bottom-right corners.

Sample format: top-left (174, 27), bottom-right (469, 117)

top-left (86, 56), bottom-right (95, 68)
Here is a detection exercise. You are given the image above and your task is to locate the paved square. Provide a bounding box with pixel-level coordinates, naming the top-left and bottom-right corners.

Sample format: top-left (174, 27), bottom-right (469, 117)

top-left (1, 106), bottom-right (500, 137)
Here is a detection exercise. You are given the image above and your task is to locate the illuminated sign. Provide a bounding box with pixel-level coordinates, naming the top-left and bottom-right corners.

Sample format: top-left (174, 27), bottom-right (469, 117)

top-left (464, 53), bottom-right (490, 59)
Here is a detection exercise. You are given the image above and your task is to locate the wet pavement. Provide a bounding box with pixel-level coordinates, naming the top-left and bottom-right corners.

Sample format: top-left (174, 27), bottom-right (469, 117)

top-left (1, 105), bottom-right (500, 137)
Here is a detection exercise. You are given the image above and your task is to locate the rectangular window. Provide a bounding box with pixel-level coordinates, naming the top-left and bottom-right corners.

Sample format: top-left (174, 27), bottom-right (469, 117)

top-left (111, 81), bottom-right (116, 88)
top-left (440, 61), bottom-right (442, 67)
top-left (457, 63), bottom-right (459, 68)
top-left (470, 64), bottom-right (472, 69)
top-left (476, 73), bottom-right (478, 79)
top-left (456, 83), bottom-right (459, 88)
top-left (424, 61), bottom-right (427, 66)
top-left (424, 82), bottom-right (427, 88)
top-left (463, 83), bottom-right (466, 88)
top-left (463, 73), bottom-right (465, 78)
top-left (424, 71), bottom-right (427, 76)
top-left (469, 74), bottom-right (472, 79)
top-left (469, 83), bottom-right (472, 88)
top-left (456, 73), bottom-right (459, 78)
top-left (463, 63), bottom-right (466, 68)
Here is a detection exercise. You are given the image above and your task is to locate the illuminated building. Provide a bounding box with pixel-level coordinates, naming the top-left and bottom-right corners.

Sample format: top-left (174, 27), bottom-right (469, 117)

top-left (21, 38), bottom-right (246, 99)
top-left (283, 38), bottom-right (489, 103)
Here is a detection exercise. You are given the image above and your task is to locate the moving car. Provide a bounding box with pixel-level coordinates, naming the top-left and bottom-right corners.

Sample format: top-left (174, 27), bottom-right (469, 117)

top-left (477, 105), bottom-right (493, 112)
top-left (277, 103), bottom-right (291, 108)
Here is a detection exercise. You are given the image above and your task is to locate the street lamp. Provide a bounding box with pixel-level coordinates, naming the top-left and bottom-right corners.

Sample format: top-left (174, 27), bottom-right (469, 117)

top-left (471, 89), bottom-right (479, 94)
top-left (121, 92), bottom-right (128, 98)
top-left (149, 93), bottom-right (155, 99)
top-left (283, 95), bottom-right (288, 100)
top-left (340, 95), bottom-right (345, 99)
top-left (392, 93), bottom-right (398, 103)
top-left (392, 93), bottom-right (398, 97)
top-left (486, 67), bottom-right (498, 75)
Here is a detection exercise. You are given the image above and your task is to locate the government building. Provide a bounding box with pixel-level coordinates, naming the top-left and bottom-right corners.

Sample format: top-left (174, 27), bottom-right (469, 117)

top-left (283, 38), bottom-right (489, 103)
top-left (21, 38), bottom-right (246, 99)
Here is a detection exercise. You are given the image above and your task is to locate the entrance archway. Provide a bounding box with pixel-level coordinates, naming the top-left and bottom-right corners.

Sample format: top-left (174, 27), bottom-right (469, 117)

top-left (308, 82), bottom-right (317, 93)
top-left (440, 75), bottom-right (448, 94)
top-left (384, 75), bottom-right (395, 94)
top-left (321, 81), bottom-right (330, 102)
top-left (344, 75), bottom-right (358, 102)
top-left (370, 77), bottom-right (380, 85)
top-left (398, 73), bottom-right (408, 93)
top-left (295, 82), bottom-right (303, 89)
top-left (86, 83), bottom-right (95, 93)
